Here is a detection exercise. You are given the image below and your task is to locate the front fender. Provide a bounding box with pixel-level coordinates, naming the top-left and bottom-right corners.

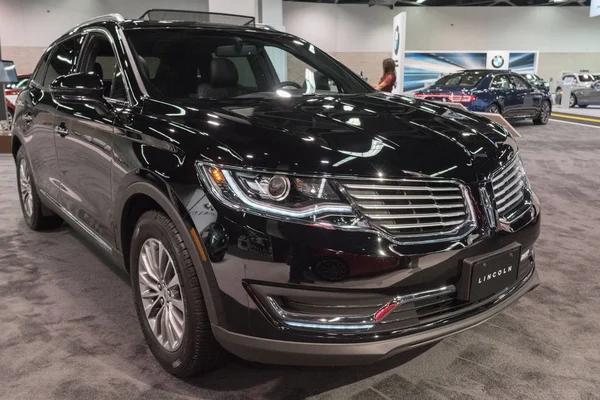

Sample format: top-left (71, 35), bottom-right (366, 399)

top-left (114, 172), bottom-right (225, 327)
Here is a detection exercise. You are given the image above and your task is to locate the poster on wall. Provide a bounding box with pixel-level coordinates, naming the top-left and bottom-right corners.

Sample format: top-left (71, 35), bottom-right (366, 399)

top-left (403, 51), bottom-right (538, 93)
top-left (508, 52), bottom-right (538, 74)
top-left (403, 52), bottom-right (487, 93)
top-left (591, 0), bottom-right (600, 17)
top-left (391, 12), bottom-right (406, 95)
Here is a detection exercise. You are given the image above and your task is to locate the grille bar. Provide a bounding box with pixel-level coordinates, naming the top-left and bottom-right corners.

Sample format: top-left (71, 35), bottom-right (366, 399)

top-left (358, 203), bottom-right (465, 210)
top-left (344, 184), bottom-right (460, 192)
top-left (366, 211), bottom-right (466, 220)
top-left (349, 194), bottom-right (463, 201)
top-left (382, 219), bottom-right (464, 230)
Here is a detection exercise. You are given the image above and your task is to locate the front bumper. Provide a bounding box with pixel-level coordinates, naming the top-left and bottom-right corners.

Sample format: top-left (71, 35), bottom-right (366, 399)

top-left (181, 174), bottom-right (541, 366)
top-left (213, 266), bottom-right (539, 366)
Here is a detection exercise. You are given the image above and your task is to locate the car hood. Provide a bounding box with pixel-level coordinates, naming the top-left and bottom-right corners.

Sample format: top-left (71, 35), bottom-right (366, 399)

top-left (143, 93), bottom-right (516, 183)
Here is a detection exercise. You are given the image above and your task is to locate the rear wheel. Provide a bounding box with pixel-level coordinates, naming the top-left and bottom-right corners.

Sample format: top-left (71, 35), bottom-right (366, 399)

top-left (130, 210), bottom-right (223, 377)
top-left (16, 147), bottom-right (63, 230)
top-left (533, 100), bottom-right (551, 125)
top-left (486, 103), bottom-right (501, 114)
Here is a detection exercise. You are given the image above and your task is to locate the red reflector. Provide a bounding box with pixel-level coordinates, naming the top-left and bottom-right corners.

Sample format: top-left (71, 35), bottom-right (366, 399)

top-left (375, 303), bottom-right (398, 322)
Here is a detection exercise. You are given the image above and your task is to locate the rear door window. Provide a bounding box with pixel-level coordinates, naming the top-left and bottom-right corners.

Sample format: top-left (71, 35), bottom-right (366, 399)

top-left (435, 71), bottom-right (486, 87)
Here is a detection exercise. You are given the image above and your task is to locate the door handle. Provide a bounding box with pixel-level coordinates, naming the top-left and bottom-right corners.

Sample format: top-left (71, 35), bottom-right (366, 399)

top-left (23, 113), bottom-right (33, 123)
top-left (55, 123), bottom-right (69, 137)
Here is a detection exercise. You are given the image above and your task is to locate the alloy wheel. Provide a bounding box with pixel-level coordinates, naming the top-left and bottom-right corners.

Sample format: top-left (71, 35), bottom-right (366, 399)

top-left (488, 105), bottom-right (500, 114)
top-left (541, 102), bottom-right (550, 124)
top-left (19, 159), bottom-right (33, 217)
top-left (569, 95), bottom-right (576, 108)
top-left (138, 238), bottom-right (186, 352)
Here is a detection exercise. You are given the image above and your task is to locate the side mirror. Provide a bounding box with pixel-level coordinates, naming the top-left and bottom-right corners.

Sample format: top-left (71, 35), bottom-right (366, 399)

top-left (50, 73), bottom-right (112, 115)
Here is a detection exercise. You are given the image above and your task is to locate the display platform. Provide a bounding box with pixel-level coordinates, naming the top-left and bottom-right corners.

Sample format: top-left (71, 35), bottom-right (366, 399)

top-left (551, 106), bottom-right (600, 127)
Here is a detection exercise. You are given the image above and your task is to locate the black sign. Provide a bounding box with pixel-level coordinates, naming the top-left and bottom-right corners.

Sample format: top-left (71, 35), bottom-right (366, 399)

top-left (458, 244), bottom-right (520, 302)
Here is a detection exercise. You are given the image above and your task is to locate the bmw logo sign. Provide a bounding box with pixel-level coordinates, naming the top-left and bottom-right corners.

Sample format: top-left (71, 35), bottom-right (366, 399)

top-left (492, 55), bottom-right (505, 69)
top-left (394, 26), bottom-right (400, 56)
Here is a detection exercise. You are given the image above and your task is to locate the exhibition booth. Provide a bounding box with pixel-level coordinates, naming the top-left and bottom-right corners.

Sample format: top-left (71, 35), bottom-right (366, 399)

top-left (0, 1), bottom-right (599, 399)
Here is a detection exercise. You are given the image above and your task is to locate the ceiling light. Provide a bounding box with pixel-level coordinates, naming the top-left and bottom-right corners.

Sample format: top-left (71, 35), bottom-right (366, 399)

top-left (416, 0), bottom-right (426, 3)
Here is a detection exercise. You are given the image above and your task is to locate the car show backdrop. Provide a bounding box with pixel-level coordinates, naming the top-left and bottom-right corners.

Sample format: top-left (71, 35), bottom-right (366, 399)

top-left (403, 51), bottom-right (538, 93)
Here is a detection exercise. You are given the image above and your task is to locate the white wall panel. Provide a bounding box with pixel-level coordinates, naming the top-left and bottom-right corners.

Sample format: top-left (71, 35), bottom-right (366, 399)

top-left (0, 0), bottom-right (209, 47)
top-left (283, 3), bottom-right (600, 54)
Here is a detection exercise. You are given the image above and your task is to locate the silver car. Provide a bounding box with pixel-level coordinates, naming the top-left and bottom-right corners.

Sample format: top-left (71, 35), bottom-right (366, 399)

top-left (556, 73), bottom-right (599, 107)
top-left (570, 81), bottom-right (600, 108)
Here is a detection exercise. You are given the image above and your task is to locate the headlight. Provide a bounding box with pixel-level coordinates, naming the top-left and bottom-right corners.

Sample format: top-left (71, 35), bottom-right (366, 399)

top-left (196, 162), bottom-right (359, 228)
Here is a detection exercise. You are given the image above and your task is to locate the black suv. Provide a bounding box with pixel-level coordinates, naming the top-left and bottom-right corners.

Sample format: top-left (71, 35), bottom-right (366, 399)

top-left (11, 11), bottom-right (540, 377)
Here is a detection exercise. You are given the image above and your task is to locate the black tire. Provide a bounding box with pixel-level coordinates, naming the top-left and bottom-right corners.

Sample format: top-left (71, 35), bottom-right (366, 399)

top-left (16, 146), bottom-right (63, 230)
top-left (130, 210), bottom-right (223, 377)
top-left (570, 94), bottom-right (577, 108)
top-left (533, 100), bottom-right (551, 125)
top-left (486, 103), bottom-right (501, 114)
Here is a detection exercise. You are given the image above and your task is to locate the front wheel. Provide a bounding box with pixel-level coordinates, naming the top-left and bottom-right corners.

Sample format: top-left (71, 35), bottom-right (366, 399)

top-left (130, 210), bottom-right (223, 377)
top-left (569, 94), bottom-right (577, 108)
top-left (533, 101), bottom-right (551, 125)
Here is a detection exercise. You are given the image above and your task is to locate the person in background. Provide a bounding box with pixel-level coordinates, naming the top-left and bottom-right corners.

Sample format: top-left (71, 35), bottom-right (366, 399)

top-left (373, 58), bottom-right (396, 93)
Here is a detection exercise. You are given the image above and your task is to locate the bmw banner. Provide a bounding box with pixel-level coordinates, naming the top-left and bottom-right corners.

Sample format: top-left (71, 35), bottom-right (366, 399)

top-left (391, 12), bottom-right (406, 95)
top-left (486, 51), bottom-right (511, 70)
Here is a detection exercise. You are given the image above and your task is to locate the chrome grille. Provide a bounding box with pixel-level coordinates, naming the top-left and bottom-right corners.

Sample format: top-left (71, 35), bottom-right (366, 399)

top-left (491, 157), bottom-right (527, 219)
top-left (340, 180), bottom-right (475, 240)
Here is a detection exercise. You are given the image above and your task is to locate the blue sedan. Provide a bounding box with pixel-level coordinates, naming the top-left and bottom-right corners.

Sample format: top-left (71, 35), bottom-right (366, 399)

top-left (415, 70), bottom-right (552, 125)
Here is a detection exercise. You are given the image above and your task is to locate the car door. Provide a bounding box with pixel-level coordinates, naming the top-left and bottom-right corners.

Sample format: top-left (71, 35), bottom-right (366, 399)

top-left (589, 82), bottom-right (600, 105)
top-left (20, 38), bottom-right (82, 202)
top-left (489, 74), bottom-right (518, 116)
top-left (54, 30), bottom-right (126, 247)
top-left (513, 74), bottom-right (539, 117)
top-left (508, 75), bottom-right (534, 117)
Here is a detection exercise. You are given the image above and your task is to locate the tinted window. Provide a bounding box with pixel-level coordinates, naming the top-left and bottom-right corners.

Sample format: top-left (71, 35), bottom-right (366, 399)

top-left (79, 33), bottom-right (127, 101)
top-left (434, 71), bottom-right (486, 87)
top-left (579, 74), bottom-right (595, 82)
top-left (30, 49), bottom-right (53, 87)
top-left (490, 75), bottom-right (512, 90)
top-left (126, 29), bottom-right (371, 100)
top-left (43, 35), bottom-right (84, 87)
top-left (511, 75), bottom-right (530, 90)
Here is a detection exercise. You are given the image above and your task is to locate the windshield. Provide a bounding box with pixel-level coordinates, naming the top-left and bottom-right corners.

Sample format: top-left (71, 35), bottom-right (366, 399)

top-left (525, 73), bottom-right (541, 81)
top-left (126, 29), bottom-right (373, 100)
top-left (579, 74), bottom-right (596, 82)
top-left (434, 71), bottom-right (486, 87)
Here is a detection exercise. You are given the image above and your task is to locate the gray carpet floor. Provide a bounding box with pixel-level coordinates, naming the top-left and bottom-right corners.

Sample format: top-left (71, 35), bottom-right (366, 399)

top-left (0, 119), bottom-right (599, 400)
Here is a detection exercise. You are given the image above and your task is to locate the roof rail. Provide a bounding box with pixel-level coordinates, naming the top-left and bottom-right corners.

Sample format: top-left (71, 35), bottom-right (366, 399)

top-left (77, 13), bottom-right (125, 27)
top-left (139, 9), bottom-right (255, 27)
